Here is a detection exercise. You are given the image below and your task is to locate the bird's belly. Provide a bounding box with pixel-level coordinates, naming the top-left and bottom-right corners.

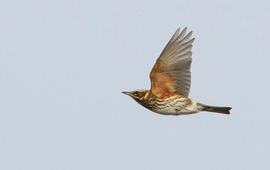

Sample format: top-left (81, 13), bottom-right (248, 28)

top-left (148, 99), bottom-right (200, 115)
top-left (154, 106), bottom-right (197, 115)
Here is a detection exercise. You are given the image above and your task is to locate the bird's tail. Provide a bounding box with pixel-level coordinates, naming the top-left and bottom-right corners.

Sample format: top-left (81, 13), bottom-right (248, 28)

top-left (199, 103), bottom-right (232, 114)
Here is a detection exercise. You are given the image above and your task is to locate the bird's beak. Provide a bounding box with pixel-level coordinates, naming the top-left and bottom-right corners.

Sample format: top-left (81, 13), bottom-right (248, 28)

top-left (122, 91), bottom-right (131, 96)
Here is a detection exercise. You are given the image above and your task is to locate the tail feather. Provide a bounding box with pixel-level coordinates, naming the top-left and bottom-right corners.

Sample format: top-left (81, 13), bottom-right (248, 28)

top-left (199, 103), bottom-right (232, 114)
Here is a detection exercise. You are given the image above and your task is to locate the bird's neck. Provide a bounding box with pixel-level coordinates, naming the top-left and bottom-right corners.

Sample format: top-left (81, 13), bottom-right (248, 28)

top-left (143, 90), bottom-right (150, 100)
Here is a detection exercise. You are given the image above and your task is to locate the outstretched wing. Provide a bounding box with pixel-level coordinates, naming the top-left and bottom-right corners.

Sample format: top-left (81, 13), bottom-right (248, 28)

top-left (150, 27), bottom-right (194, 98)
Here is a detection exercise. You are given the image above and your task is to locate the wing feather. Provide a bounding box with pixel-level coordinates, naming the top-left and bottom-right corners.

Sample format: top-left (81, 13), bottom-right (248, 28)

top-left (150, 27), bottom-right (194, 97)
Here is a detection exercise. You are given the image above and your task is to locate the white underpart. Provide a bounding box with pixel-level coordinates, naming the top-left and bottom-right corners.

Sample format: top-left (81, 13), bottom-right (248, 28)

top-left (154, 98), bottom-right (201, 115)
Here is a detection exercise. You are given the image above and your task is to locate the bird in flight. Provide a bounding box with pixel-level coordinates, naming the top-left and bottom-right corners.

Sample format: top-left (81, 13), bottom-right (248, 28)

top-left (122, 27), bottom-right (231, 115)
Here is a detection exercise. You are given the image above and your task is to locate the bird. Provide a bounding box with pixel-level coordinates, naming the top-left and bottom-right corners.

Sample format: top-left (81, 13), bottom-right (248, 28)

top-left (122, 27), bottom-right (231, 115)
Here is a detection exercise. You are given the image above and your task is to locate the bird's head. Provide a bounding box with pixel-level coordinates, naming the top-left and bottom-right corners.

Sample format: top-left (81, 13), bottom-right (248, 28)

top-left (122, 89), bottom-right (149, 102)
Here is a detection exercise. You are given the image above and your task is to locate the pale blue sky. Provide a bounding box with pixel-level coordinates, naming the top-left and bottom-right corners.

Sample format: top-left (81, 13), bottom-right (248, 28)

top-left (0, 0), bottom-right (270, 169)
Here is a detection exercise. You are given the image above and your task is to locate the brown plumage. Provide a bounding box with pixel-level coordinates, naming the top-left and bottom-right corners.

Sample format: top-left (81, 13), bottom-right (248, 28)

top-left (122, 27), bottom-right (231, 115)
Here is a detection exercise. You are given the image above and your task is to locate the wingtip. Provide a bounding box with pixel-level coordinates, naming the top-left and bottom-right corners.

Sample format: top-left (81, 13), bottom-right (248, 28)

top-left (175, 27), bottom-right (181, 35)
top-left (182, 27), bottom-right (187, 33)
